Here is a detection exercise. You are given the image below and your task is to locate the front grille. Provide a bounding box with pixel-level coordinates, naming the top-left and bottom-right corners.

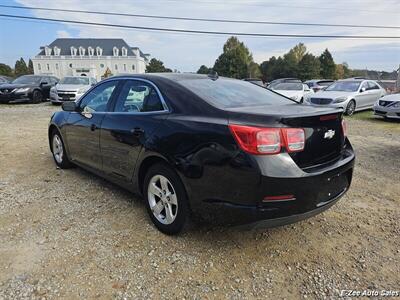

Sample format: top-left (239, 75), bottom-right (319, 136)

top-left (379, 100), bottom-right (393, 107)
top-left (58, 91), bottom-right (76, 100)
top-left (374, 110), bottom-right (387, 115)
top-left (0, 88), bottom-right (13, 95)
top-left (310, 98), bottom-right (333, 105)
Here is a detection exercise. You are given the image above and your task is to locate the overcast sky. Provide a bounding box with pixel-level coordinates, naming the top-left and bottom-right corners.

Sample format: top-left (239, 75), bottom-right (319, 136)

top-left (0, 0), bottom-right (399, 72)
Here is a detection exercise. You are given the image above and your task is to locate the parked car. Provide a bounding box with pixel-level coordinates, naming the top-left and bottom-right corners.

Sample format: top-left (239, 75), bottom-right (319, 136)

top-left (267, 78), bottom-right (302, 89)
top-left (0, 75), bottom-right (13, 85)
top-left (270, 82), bottom-right (314, 102)
top-left (304, 79), bottom-right (334, 92)
top-left (50, 76), bottom-right (97, 104)
top-left (373, 93), bottom-right (400, 119)
top-left (242, 78), bottom-right (266, 87)
top-left (48, 74), bottom-right (355, 235)
top-left (0, 75), bottom-right (59, 104)
top-left (304, 79), bottom-right (386, 116)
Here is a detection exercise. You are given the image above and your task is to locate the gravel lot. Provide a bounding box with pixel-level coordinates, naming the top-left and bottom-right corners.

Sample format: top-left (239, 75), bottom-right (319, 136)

top-left (0, 103), bottom-right (399, 299)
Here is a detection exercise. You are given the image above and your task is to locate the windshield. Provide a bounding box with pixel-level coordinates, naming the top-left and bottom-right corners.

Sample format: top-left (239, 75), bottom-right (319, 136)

top-left (325, 81), bottom-right (360, 92)
top-left (179, 78), bottom-right (293, 108)
top-left (12, 76), bottom-right (41, 84)
top-left (273, 83), bottom-right (303, 91)
top-left (60, 77), bottom-right (89, 85)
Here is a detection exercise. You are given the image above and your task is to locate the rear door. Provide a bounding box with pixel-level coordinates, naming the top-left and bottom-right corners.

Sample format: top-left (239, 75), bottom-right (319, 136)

top-left (65, 80), bottom-right (120, 170)
top-left (100, 79), bottom-right (169, 181)
top-left (366, 81), bottom-right (382, 107)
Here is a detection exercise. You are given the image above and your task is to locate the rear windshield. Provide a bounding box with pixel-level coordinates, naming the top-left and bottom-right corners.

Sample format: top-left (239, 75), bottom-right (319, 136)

top-left (318, 81), bottom-right (334, 86)
top-left (179, 78), bottom-right (293, 108)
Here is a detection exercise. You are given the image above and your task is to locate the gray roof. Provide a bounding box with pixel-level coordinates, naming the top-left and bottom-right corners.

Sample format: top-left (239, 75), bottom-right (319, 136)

top-left (38, 38), bottom-right (148, 59)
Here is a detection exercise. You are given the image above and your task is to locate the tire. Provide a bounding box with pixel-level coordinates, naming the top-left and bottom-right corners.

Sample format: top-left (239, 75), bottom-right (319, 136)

top-left (32, 90), bottom-right (43, 104)
top-left (143, 163), bottom-right (189, 235)
top-left (50, 130), bottom-right (73, 169)
top-left (345, 100), bottom-right (356, 116)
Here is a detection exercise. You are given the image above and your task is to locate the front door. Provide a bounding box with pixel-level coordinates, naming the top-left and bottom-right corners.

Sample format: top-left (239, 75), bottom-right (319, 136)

top-left (100, 79), bottom-right (168, 181)
top-left (65, 80), bottom-right (120, 170)
top-left (356, 81), bottom-right (371, 108)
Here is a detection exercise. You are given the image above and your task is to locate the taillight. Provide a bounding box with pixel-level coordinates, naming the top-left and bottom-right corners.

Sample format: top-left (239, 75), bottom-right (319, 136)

top-left (282, 128), bottom-right (305, 153)
top-left (229, 124), bottom-right (305, 155)
top-left (341, 119), bottom-right (347, 137)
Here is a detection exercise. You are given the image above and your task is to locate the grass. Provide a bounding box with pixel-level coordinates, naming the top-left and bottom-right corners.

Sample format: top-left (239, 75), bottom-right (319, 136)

top-left (346, 110), bottom-right (400, 131)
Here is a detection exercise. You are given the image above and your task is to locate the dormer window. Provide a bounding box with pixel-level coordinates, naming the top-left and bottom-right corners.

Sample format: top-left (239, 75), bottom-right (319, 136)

top-left (113, 47), bottom-right (119, 57)
top-left (53, 46), bottom-right (61, 56)
top-left (122, 47), bottom-right (128, 57)
top-left (79, 46), bottom-right (85, 56)
top-left (44, 46), bottom-right (52, 56)
top-left (70, 46), bottom-right (77, 56)
top-left (96, 46), bottom-right (103, 56)
top-left (88, 46), bottom-right (94, 57)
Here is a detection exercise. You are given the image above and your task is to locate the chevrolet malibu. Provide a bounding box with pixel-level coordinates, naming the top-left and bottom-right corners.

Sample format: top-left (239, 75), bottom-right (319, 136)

top-left (50, 76), bottom-right (97, 104)
top-left (48, 74), bottom-right (355, 235)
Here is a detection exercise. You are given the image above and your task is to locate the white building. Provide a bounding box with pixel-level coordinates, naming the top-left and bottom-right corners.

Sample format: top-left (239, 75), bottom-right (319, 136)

top-left (32, 38), bottom-right (150, 81)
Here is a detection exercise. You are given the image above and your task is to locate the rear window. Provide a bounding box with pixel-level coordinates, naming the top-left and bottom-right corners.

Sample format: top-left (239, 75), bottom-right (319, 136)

top-left (318, 81), bottom-right (334, 86)
top-left (179, 78), bottom-right (292, 108)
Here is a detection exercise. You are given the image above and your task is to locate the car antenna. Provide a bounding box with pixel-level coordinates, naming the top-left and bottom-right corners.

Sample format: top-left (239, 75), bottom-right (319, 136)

top-left (208, 70), bottom-right (218, 81)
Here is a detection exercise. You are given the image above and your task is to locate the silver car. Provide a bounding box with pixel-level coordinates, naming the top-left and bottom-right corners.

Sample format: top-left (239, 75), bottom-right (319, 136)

top-left (373, 93), bottom-right (400, 119)
top-left (50, 76), bottom-right (96, 104)
top-left (304, 79), bottom-right (386, 116)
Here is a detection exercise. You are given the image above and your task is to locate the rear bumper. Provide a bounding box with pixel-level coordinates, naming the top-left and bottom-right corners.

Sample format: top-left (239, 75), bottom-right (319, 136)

top-left (189, 143), bottom-right (355, 226)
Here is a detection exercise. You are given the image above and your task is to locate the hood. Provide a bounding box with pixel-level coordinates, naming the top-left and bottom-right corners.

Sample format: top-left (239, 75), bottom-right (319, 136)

top-left (56, 84), bottom-right (89, 91)
top-left (380, 93), bottom-right (400, 102)
top-left (0, 83), bottom-right (34, 89)
top-left (312, 91), bottom-right (355, 99)
top-left (274, 90), bottom-right (303, 98)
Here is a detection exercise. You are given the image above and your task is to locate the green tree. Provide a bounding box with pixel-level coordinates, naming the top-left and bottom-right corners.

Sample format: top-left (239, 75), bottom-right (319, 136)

top-left (298, 53), bottom-right (321, 81)
top-left (288, 43), bottom-right (307, 64)
top-left (146, 58), bottom-right (172, 73)
top-left (319, 49), bottom-right (336, 79)
top-left (14, 58), bottom-right (29, 77)
top-left (0, 63), bottom-right (13, 77)
top-left (213, 36), bottom-right (253, 79)
top-left (248, 62), bottom-right (261, 78)
top-left (28, 59), bottom-right (34, 74)
top-left (197, 65), bottom-right (210, 74)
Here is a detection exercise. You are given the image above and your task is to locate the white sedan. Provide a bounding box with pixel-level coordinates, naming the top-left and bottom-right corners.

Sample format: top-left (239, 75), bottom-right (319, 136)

top-left (271, 82), bottom-right (314, 103)
top-left (373, 93), bottom-right (400, 119)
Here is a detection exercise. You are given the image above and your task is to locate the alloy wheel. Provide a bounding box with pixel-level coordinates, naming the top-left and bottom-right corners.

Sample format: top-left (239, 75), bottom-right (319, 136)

top-left (147, 175), bottom-right (178, 225)
top-left (346, 101), bottom-right (355, 116)
top-left (52, 134), bottom-right (64, 164)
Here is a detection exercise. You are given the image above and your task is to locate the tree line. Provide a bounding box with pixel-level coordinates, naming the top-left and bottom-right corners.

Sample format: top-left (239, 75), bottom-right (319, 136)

top-left (196, 37), bottom-right (364, 81)
top-left (0, 58), bottom-right (34, 78)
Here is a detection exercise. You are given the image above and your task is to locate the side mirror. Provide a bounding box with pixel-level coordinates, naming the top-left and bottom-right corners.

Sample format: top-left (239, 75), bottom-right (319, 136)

top-left (360, 87), bottom-right (366, 93)
top-left (62, 101), bottom-right (78, 112)
top-left (40, 81), bottom-right (48, 86)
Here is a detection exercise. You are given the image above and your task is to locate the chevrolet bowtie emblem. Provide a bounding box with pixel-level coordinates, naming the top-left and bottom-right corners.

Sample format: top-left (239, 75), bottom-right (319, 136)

top-left (324, 129), bottom-right (335, 139)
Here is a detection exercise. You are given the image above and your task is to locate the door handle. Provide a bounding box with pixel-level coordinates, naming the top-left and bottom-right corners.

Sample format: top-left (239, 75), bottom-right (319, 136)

top-left (90, 124), bottom-right (97, 131)
top-left (130, 127), bottom-right (144, 136)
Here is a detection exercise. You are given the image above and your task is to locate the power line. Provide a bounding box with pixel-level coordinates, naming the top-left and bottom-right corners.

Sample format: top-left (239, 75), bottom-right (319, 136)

top-left (0, 14), bottom-right (399, 39)
top-left (0, 4), bottom-right (399, 30)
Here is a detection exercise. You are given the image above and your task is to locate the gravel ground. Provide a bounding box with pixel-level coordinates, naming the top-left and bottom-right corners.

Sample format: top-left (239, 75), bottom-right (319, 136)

top-left (0, 103), bottom-right (399, 299)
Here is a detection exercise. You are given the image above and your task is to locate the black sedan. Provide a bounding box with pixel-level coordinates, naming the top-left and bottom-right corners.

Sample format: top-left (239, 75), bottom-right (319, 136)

top-left (48, 73), bottom-right (355, 235)
top-left (0, 75), bottom-right (58, 104)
